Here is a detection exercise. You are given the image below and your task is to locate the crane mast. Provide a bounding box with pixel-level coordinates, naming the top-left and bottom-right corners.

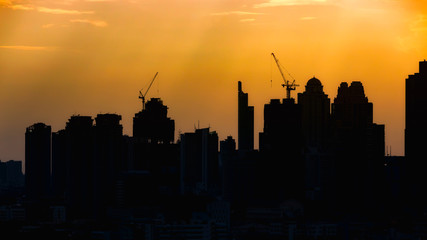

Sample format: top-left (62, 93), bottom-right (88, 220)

top-left (271, 53), bottom-right (299, 99)
top-left (139, 72), bottom-right (158, 110)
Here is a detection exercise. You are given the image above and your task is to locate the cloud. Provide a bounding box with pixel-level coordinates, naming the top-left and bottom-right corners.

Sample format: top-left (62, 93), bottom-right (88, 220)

top-left (42, 23), bottom-right (55, 28)
top-left (211, 11), bottom-right (263, 16)
top-left (70, 19), bottom-right (108, 27)
top-left (2, 1), bottom-right (95, 14)
top-left (410, 15), bottom-right (427, 32)
top-left (37, 7), bottom-right (94, 15)
top-left (240, 18), bottom-right (256, 22)
top-left (85, 0), bottom-right (116, 2)
top-left (254, 0), bottom-right (330, 8)
top-left (0, 0), bottom-right (32, 10)
top-left (0, 45), bottom-right (53, 51)
top-left (10, 4), bottom-right (33, 10)
top-left (300, 16), bottom-right (317, 20)
top-left (0, 0), bottom-right (12, 7)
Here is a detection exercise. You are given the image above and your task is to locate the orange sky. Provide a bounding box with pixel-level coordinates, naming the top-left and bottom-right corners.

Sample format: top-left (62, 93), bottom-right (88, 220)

top-left (1, 0), bottom-right (427, 161)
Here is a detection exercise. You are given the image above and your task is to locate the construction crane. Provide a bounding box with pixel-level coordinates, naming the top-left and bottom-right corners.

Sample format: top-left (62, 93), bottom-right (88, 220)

top-left (271, 53), bottom-right (299, 99)
top-left (139, 72), bottom-right (158, 110)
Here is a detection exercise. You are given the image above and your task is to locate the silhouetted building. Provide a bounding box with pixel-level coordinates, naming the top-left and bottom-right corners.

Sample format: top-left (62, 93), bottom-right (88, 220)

top-left (131, 98), bottom-right (180, 199)
top-left (298, 77), bottom-right (334, 206)
top-left (25, 123), bottom-right (51, 201)
top-left (93, 114), bottom-right (123, 218)
top-left (221, 136), bottom-right (257, 204)
top-left (298, 77), bottom-right (330, 150)
top-left (238, 81), bottom-right (254, 151)
top-left (52, 130), bottom-right (66, 199)
top-left (259, 98), bottom-right (304, 203)
top-left (64, 116), bottom-right (95, 219)
top-left (405, 60), bottom-right (427, 213)
top-left (331, 81), bottom-right (385, 216)
top-left (0, 160), bottom-right (24, 188)
top-left (220, 136), bottom-right (237, 201)
top-left (180, 128), bottom-right (219, 196)
top-left (384, 156), bottom-right (404, 214)
top-left (133, 98), bottom-right (174, 144)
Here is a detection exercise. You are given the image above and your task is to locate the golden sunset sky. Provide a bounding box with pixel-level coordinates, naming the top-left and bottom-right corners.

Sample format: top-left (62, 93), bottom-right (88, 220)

top-left (1, 0), bottom-right (427, 162)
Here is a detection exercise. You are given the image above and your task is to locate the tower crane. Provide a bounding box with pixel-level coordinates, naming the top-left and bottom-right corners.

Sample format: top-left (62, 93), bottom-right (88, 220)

top-left (139, 72), bottom-right (158, 110)
top-left (271, 53), bottom-right (299, 99)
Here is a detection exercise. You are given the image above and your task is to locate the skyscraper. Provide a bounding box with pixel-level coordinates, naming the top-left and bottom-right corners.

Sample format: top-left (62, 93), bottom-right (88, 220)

top-left (405, 60), bottom-right (427, 161)
top-left (331, 81), bottom-right (384, 215)
top-left (298, 77), bottom-right (332, 203)
top-left (238, 81), bottom-right (254, 151)
top-left (258, 98), bottom-right (304, 203)
top-left (298, 77), bottom-right (330, 150)
top-left (64, 116), bottom-right (95, 219)
top-left (133, 98), bottom-right (175, 144)
top-left (93, 114), bottom-right (123, 218)
top-left (405, 60), bottom-right (427, 211)
top-left (180, 128), bottom-right (219, 195)
top-left (52, 129), bottom-right (66, 199)
top-left (25, 123), bottom-right (51, 201)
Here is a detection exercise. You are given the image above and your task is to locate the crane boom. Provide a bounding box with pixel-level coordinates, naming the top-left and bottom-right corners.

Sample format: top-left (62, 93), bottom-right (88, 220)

top-left (139, 72), bottom-right (158, 110)
top-left (271, 53), bottom-right (299, 99)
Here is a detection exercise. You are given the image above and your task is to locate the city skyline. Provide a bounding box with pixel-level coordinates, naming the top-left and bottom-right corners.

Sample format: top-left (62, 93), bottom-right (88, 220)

top-left (0, 62), bottom-right (425, 238)
top-left (2, 0), bottom-right (427, 161)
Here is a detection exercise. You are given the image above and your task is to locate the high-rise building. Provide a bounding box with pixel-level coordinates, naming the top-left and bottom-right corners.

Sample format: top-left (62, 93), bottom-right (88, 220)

top-left (64, 116), bottom-right (95, 219)
top-left (258, 98), bottom-right (304, 203)
top-left (238, 81), bottom-right (254, 151)
top-left (298, 77), bottom-right (330, 150)
top-left (220, 136), bottom-right (256, 203)
top-left (405, 60), bottom-right (427, 211)
top-left (25, 123), bottom-right (51, 201)
top-left (298, 77), bottom-right (333, 203)
top-left (0, 160), bottom-right (24, 188)
top-left (93, 114), bottom-right (123, 218)
top-left (52, 130), bottom-right (66, 199)
top-left (132, 98), bottom-right (179, 198)
top-left (331, 81), bottom-right (384, 215)
top-left (133, 98), bottom-right (174, 144)
top-left (259, 98), bottom-right (302, 153)
top-left (405, 60), bottom-right (427, 161)
top-left (180, 128), bottom-right (219, 195)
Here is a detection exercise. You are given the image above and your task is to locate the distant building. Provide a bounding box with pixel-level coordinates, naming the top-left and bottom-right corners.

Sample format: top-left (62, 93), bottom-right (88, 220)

top-left (0, 160), bottom-right (24, 188)
top-left (331, 81), bottom-right (385, 215)
top-left (406, 60), bottom-right (427, 159)
top-left (93, 113), bottom-right (123, 218)
top-left (25, 123), bottom-right (51, 201)
top-left (133, 98), bottom-right (175, 144)
top-left (260, 98), bottom-right (302, 153)
top-left (132, 98), bottom-right (180, 198)
top-left (220, 136), bottom-right (256, 203)
top-left (52, 130), bottom-right (66, 199)
top-left (405, 60), bottom-right (427, 212)
top-left (238, 81), bottom-right (254, 151)
top-left (298, 77), bottom-right (333, 203)
top-left (180, 128), bottom-right (219, 195)
top-left (64, 115), bottom-right (95, 219)
top-left (259, 98), bottom-right (304, 203)
top-left (297, 77), bottom-right (330, 150)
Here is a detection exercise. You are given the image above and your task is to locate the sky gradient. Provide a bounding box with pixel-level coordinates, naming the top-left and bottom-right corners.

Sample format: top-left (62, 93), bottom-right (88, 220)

top-left (1, 0), bottom-right (427, 162)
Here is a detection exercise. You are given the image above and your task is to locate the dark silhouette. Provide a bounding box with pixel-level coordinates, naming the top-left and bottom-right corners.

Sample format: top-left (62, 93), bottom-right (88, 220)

top-left (238, 81), bottom-right (254, 151)
top-left (405, 60), bottom-right (427, 217)
top-left (5, 60), bottom-right (427, 239)
top-left (25, 123), bottom-right (51, 202)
